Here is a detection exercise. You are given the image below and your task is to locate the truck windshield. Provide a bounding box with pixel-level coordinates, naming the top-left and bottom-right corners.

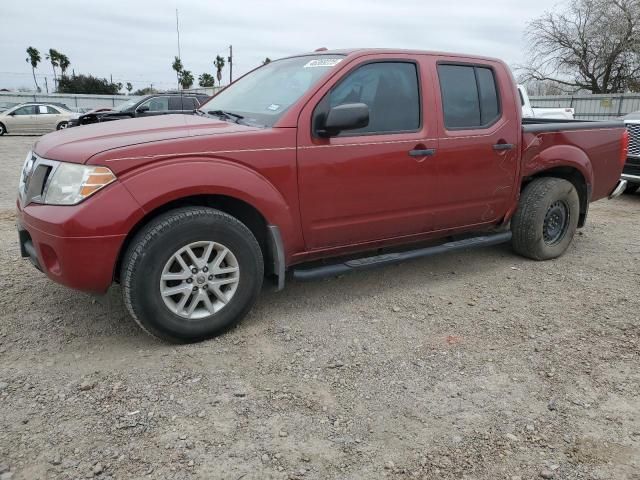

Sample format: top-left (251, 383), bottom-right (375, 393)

top-left (200, 55), bottom-right (346, 127)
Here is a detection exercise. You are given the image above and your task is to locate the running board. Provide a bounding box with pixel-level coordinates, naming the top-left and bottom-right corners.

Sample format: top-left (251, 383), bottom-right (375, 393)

top-left (292, 231), bottom-right (512, 281)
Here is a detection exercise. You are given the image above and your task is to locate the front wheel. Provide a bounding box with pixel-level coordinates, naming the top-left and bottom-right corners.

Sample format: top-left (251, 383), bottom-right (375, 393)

top-left (624, 183), bottom-right (639, 194)
top-left (121, 207), bottom-right (264, 343)
top-left (511, 177), bottom-right (580, 260)
top-left (56, 121), bottom-right (68, 130)
top-left (0, 123), bottom-right (6, 135)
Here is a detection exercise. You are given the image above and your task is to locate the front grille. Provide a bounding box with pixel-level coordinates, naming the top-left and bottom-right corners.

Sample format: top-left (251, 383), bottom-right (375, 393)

top-left (19, 153), bottom-right (56, 206)
top-left (627, 123), bottom-right (640, 158)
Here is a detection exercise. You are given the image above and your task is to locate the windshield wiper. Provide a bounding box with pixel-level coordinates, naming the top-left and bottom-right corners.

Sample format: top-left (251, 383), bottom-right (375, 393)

top-left (207, 109), bottom-right (244, 123)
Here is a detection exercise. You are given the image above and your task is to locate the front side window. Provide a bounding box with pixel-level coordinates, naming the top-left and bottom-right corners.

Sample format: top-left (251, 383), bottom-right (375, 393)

top-left (201, 55), bottom-right (346, 127)
top-left (140, 97), bottom-right (169, 112)
top-left (13, 105), bottom-right (37, 116)
top-left (438, 64), bottom-right (500, 129)
top-left (327, 62), bottom-right (420, 135)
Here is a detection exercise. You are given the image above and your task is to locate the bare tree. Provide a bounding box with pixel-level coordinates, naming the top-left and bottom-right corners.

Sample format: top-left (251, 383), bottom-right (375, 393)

top-left (521, 0), bottom-right (640, 93)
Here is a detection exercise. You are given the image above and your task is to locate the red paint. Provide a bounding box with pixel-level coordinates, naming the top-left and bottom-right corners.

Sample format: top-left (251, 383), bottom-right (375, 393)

top-left (16, 49), bottom-right (626, 293)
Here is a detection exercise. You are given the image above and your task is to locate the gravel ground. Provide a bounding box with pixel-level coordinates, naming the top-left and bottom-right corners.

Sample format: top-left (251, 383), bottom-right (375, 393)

top-left (0, 135), bottom-right (639, 480)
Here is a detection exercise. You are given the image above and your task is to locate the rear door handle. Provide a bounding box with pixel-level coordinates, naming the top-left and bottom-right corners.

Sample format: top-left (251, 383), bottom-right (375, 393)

top-left (408, 148), bottom-right (436, 157)
top-left (493, 143), bottom-right (514, 151)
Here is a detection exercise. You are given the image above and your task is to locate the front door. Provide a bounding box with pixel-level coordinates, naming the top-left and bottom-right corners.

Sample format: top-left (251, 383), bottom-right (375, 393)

top-left (297, 57), bottom-right (439, 250)
top-left (7, 105), bottom-right (38, 134)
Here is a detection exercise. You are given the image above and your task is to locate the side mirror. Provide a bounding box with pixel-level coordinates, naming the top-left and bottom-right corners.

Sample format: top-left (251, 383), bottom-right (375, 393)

top-left (137, 105), bottom-right (150, 113)
top-left (318, 103), bottom-right (369, 136)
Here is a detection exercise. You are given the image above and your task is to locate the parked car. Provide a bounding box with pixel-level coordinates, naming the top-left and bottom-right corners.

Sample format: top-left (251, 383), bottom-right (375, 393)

top-left (0, 103), bottom-right (79, 135)
top-left (518, 85), bottom-right (575, 119)
top-left (0, 101), bottom-right (19, 113)
top-left (17, 48), bottom-right (628, 342)
top-left (67, 93), bottom-right (210, 127)
top-left (621, 111), bottom-right (640, 193)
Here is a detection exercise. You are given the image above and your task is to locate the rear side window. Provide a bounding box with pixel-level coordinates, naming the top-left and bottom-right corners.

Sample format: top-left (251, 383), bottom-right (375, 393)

top-left (168, 96), bottom-right (198, 110)
top-left (46, 106), bottom-right (61, 114)
top-left (437, 64), bottom-right (500, 129)
top-left (327, 62), bottom-right (420, 135)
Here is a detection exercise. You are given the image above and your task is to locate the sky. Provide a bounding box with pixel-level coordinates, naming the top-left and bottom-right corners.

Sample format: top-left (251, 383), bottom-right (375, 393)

top-left (1, 0), bottom-right (562, 92)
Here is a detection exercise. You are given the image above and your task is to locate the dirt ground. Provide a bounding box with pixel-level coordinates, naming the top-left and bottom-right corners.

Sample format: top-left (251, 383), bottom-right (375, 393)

top-left (0, 135), bottom-right (638, 480)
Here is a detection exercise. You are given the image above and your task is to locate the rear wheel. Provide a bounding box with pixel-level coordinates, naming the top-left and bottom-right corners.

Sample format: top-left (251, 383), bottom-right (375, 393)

top-left (0, 123), bottom-right (5, 135)
top-left (121, 207), bottom-right (264, 343)
top-left (511, 177), bottom-right (580, 260)
top-left (56, 121), bottom-right (68, 130)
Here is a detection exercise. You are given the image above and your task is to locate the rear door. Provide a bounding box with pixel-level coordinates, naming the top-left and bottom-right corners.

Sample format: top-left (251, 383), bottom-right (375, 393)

top-left (297, 55), bottom-right (439, 249)
top-left (168, 96), bottom-right (199, 113)
top-left (430, 59), bottom-right (519, 230)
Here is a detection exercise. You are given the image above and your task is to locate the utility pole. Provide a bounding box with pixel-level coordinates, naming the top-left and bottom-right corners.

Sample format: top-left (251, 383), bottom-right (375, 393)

top-left (44, 77), bottom-right (49, 94)
top-left (228, 45), bottom-right (233, 84)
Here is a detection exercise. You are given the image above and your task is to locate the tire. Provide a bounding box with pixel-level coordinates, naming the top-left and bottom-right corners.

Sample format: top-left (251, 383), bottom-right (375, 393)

top-left (0, 123), bottom-right (5, 135)
top-left (623, 183), bottom-right (639, 194)
top-left (121, 207), bottom-right (264, 343)
top-left (511, 177), bottom-right (580, 260)
top-left (56, 121), bottom-right (68, 130)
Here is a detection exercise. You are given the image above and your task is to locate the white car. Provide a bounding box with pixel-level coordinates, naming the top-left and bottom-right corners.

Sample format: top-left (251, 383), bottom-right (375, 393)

top-left (518, 85), bottom-right (575, 120)
top-left (0, 103), bottom-right (79, 135)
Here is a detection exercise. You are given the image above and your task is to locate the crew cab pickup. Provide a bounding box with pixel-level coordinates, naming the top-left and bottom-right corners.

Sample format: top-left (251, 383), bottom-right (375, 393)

top-left (16, 49), bottom-right (629, 343)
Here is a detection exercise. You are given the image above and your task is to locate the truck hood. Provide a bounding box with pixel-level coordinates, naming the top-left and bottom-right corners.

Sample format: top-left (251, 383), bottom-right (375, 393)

top-left (34, 114), bottom-right (260, 164)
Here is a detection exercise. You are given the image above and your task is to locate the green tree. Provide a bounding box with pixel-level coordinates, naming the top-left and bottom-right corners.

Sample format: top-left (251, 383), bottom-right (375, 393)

top-left (263, 57), bottom-right (272, 65)
top-left (46, 48), bottom-right (61, 88)
top-left (180, 70), bottom-right (194, 89)
top-left (198, 73), bottom-right (215, 87)
top-left (214, 55), bottom-right (225, 85)
top-left (172, 56), bottom-right (183, 89)
top-left (58, 53), bottom-right (70, 77)
top-left (116, 82), bottom-right (123, 92)
top-left (25, 46), bottom-right (41, 92)
top-left (133, 86), bottom-right (158, 96)
top-left (126, 82), bottom-right (133, 93)
top-left (57, 74), bottom-right (120, 94)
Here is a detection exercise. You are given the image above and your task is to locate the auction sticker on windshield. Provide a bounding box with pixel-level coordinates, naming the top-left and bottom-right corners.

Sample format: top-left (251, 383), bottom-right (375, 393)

top-left (303, 58), bottom-right (343, 68)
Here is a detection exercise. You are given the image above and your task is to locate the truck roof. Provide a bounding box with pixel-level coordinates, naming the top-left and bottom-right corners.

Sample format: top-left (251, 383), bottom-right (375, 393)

top-left (294, 48), bottom-right (504, 64)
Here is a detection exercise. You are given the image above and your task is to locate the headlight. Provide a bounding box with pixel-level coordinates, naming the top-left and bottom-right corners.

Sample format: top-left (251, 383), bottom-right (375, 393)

top-left (44, 163), bottom-right (116, 205)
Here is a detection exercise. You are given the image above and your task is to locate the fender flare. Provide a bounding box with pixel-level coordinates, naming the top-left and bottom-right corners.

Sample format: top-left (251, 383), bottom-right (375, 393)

top-left (120, 159), bottom-right (300, 264)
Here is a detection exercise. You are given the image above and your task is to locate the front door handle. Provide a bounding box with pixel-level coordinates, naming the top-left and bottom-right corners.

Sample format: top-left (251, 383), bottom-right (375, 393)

top-left (493, 143), bottom-right (514, 151)
top-left (408, 148), bottom-right (436, 157)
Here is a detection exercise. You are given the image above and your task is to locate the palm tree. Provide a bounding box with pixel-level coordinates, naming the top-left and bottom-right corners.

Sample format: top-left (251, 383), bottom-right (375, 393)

top-left (172, 56), bottom-right (183, 89)
top-left (126, 82), bottom-right (133, 94)
top-left (46, 48), bottom-right (61, 89)
top-left (25, 46), bottom-right (41, 92)
top-left (198, 73), bottom-right (215, 87)
top-left (214, 55), bottom-right (225, 86)
top-left (58, 53), bottom-right (71, 77)
top-left (180, 70), bottom-right (194, 90)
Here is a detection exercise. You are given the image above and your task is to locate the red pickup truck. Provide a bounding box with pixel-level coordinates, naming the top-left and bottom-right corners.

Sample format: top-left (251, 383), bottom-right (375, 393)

top-left (17, 49), bottom-right (629, 342)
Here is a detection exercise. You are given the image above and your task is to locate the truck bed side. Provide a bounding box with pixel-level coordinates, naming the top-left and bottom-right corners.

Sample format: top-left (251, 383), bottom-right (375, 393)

top-left (521, 120), bottom-right (626, 202)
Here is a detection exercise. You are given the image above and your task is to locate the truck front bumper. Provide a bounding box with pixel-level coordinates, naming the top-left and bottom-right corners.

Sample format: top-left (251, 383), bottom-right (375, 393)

top-left (16, 182), bottom-right (143, 293)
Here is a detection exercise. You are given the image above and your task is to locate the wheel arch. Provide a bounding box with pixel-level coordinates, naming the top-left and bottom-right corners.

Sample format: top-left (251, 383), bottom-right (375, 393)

top-left (523, 166), bottom-right (590, 227)
top-left (114, 193), bottom-right (282, 284)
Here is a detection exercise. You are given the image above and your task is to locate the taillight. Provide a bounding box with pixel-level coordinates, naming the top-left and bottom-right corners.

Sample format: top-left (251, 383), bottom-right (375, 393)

top-left (620, 129), bottom-right (629, 167)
